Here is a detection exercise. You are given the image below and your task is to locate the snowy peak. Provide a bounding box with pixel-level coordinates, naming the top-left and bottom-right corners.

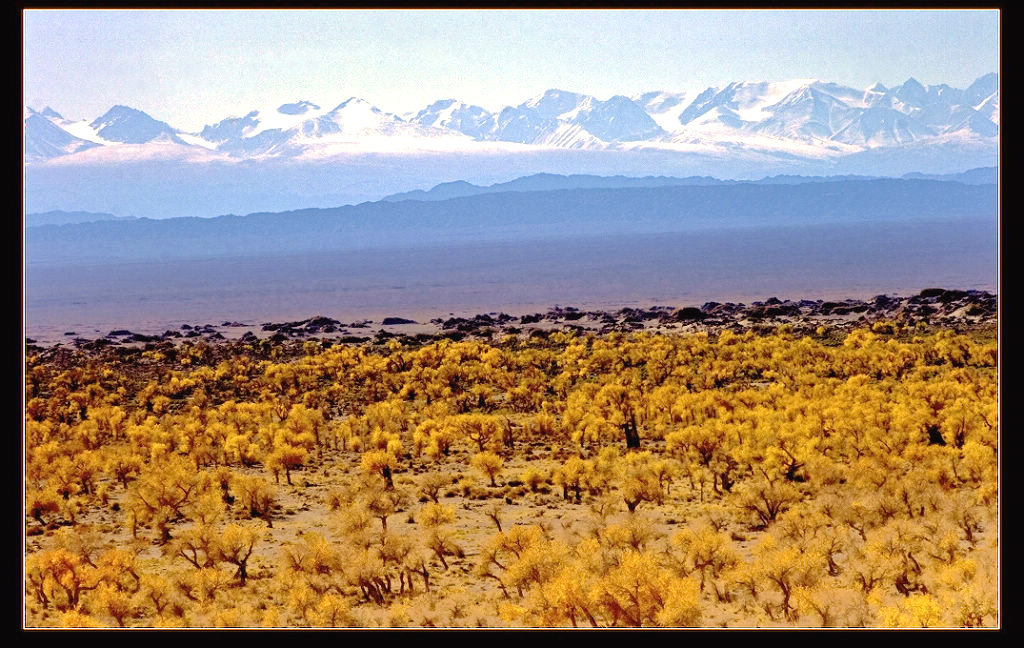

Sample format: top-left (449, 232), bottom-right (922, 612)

top-left (570, 95), bottom-right (664, 142)
top-left (89, 105), bottom-right (185, 144)
top-left (831, 105), bottom-right (935, 147)
top-left (661, 75), bottom-right (996, 149)
top-left (485, 89), bottom-right (663, 144)
top-left (410, 99), bottom-right (493, 139)
top-left (486, 105), bottom-right (559, 144)
top-left (277, 100), bottom-right (319, 115)
top-left (308, 97), bottom-right (404, 137)
top-left (895, 77), bottom-right (928, 107)
top-left (975, 92), bottom-right (999, 126)
top-left (200, 110), bottom-right (260, 143)
top-left (24, 111), bottom-right (99, 161)
top-left (40, 106), bottom-right (64, 120)
top-left (521, 89), bottom-right (588, 120)
top-left (533, 122), bottom-right (605, 149)
top-left (751, 85), bottom-right (861, 141)
top-left (676, 81), bottom-right (816, 127)
top-left (294, 97), bottom-right (463, 144)
top-left (632, 91), bottom-right (693, 133)
top-left (633, 91), bottom-right (688, 114)
top-left (677, 87), bottom-right (723, 126)
top-left (965, 73), bottom-right (998, 106)
top-left (331, 97), bottom-right (375, 112)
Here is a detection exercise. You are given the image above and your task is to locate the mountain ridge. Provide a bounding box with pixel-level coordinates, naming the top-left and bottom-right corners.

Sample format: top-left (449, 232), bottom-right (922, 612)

top-left (25, 74), bottom-right (998, 164)
top-left (379, 167), bottom-right (997, 203)
top-left (26, 179), bottom-right (997, 266)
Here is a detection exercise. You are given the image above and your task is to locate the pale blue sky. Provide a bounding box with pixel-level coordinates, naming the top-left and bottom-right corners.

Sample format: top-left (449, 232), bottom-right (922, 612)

top-left (24, 9), bottom-right (999, 131)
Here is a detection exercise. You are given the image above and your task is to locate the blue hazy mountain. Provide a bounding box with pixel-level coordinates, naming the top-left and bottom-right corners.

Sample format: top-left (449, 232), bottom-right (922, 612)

top-left (380, 173), bottom-right (731, 202)
top-left (26, 179), bottom-right (996, 266)
top-left (380, 168), bottom-right (996, 202)
top-left (25, 210), bottom-right (134, 227)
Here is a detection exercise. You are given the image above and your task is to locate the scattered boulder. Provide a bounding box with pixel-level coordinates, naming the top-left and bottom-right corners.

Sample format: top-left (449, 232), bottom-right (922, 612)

top-left (938, 289), bottom-right (968, 303)
top-left (674, 307), bottom-right (706, 321)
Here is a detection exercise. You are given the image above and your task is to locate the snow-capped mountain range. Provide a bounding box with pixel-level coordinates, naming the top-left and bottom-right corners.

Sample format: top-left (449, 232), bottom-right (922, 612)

top-left (25, 74), bottom-right (998, 164)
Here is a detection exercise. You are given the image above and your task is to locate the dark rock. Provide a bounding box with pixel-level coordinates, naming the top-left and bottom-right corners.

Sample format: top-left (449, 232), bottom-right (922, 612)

top-left (305, 316), bottom-right (341, 328)
top-left (63, 331), bottom-right (75, 336)
top-left (746, 304), bottom-right (798, 319)
top-left (873, 295), bottom-right (899, 309)
top-left (107, 329), bottom-right (133, 337)
top-left (919, 288), bottom-right (946, 298)
top-left (674, 307), bottom-right (706, 321)
top-left (382, 317), bottom-right (418, 325)
top-left (938, 290), bottom-right (968, 303)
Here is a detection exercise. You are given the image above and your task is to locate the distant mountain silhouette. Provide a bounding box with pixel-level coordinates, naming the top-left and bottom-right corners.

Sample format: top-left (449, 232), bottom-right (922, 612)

top-left (26, 210), bottom-right (134, 227)
top-left (26, 179), bottom-right (996, 266)
top-left (381, 168), bottom-right (996, 202)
